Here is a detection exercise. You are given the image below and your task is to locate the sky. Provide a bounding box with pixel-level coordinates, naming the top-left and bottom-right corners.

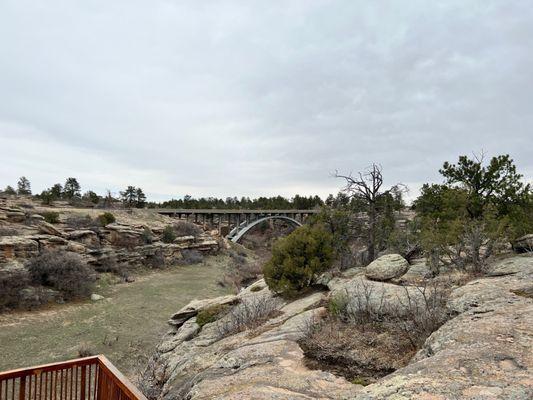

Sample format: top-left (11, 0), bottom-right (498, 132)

top-left (1, 0), bottom-right (532, 202)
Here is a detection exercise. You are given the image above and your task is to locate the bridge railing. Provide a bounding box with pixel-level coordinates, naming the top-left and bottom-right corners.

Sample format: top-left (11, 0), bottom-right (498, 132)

top-left (0, 356), bottom-right (146, 400)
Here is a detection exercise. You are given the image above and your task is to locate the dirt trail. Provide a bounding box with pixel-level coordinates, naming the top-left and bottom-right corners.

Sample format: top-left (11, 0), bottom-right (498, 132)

top-left (0, 256), bottom-right (231, 376)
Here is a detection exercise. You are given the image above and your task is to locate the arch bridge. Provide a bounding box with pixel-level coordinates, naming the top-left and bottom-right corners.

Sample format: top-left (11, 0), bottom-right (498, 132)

top-left (154, 209), bottom-right (318, 242)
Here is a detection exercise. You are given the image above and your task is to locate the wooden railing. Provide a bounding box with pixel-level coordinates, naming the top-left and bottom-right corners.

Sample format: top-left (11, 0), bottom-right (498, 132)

top-left (0, 356), bottom-right (146, 400)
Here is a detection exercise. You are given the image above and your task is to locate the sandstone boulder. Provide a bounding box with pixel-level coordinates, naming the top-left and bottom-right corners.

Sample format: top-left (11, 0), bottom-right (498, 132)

top-left (365, 254), bottom-right (409, 281)
top-left (66, 230), bottom-right (99, 247)
top-left (38, 221), bottom-right (64, 237)
top-left (0, 236), bottom-right (39, 262)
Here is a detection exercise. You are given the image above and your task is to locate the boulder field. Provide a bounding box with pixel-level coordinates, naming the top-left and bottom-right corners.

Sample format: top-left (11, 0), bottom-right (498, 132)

top-left (143, 254), bottom-right (533, 400)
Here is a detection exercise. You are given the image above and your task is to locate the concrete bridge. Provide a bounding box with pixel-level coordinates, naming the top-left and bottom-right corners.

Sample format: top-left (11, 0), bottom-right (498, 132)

top-left (154, 209), bottom-right (319, 242)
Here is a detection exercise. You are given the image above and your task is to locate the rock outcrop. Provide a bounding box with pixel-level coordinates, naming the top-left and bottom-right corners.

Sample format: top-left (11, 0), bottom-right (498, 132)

top-left (147, 255), bottom-right (533, 399)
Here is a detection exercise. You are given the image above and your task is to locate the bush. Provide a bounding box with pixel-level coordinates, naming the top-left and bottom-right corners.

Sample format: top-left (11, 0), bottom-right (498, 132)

top-left (264, 225), bottom-right (334, 295)
top-left (142, 227), bottom-right (154, 244)
top-left (173, 220), bottom-right (203, 237)
top-left (179, 249), bottom-right (204, 265)
top-left (40, 211), bottom-right (60, 224)
top-left (27, 250), bottom-right (95, 300)
top-left (161, 225), bottom-right (176, 243)
top-left (77, 342), bottom-right (95, 357)
top-left (145, 249), bottom-right (166, 269)
top-left (66, 215), bottom-right (98, 230)
top-left (97, 212), bottom-right (116, 226)
top-left (217, 295), bottom-right (281, 337)
top-left (0, 266), bottom-right (30, 310)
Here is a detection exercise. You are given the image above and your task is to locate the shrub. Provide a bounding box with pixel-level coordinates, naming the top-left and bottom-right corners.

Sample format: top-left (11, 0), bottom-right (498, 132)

top-left (40, 211), bottom-right (60, 224)
top-left (217, 295), bottom-right (281, 337)
top-left (172, 220), bottom-right (203, 237)
top-left (145, 249), bottom-right (166, 269)
top-left (196, 304), bottom-right (229, 327)
top-left (77, 342), bottom-right (95, 357)
top-left (0, 266), bottom-right (30, 310)
top-left (161, 225), bottom-right (176, 243)
top-left (221, 252), bottom-right (263, 290)
top-left (66, 215), bottom-right (97, 230)
top-left (97, 212), bottom-right (116, 226)
top-left (180, 249), bottom-right (204, 265)
top-left (27, 250), bottom-right (95, 300)
top-left (142, 227), bottom-right (154, 244)
top-left (264, 225), bottom-right (334, 295)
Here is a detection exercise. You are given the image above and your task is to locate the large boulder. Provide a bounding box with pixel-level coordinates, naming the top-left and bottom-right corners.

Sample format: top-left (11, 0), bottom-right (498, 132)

top-left (365, 254), bottom-right (409, 281)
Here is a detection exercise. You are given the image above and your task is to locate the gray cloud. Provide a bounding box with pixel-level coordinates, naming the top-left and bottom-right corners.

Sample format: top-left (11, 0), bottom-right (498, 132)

top-left (1, 0), bottom-right (532, 201)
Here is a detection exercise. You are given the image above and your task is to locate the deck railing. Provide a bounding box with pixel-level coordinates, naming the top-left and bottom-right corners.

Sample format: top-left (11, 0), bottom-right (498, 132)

top-left (0, 356), bottom-right (146, 400)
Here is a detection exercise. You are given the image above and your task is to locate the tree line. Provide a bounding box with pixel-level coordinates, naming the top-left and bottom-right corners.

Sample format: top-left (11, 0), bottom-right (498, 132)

top-left (2, 178), bottom-right (324, 210)
top-left (147, 194), bottom-right (324, 210)
top-left (2, 177), bottom-right (148, 209)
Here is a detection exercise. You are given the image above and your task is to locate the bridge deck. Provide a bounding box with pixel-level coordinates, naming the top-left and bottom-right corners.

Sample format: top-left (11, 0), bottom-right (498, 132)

top-left (154, 209), bottom-right (319, 215)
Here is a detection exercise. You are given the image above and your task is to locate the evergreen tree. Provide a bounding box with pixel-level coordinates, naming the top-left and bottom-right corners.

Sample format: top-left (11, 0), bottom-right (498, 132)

top-left (63, 178), bottom-right (81, 199)
top-left (120, 186), bottom-right (137, 208)
top-left (135, 188), bottom-right (146, 208)
top-left (17, 176), bottom-right (31, 195)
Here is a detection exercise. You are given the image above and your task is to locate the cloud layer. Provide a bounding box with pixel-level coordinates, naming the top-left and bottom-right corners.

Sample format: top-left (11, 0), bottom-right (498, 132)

top-left (1, 1), bottom-right (532, 201)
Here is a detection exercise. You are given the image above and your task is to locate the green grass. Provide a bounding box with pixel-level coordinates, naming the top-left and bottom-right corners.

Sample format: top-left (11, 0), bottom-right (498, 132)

top-left (0, 255), bottom-right (231, 377)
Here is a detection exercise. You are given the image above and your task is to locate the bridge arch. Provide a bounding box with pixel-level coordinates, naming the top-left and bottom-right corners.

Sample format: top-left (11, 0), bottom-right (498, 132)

top-left (228, 215), bottom-right (302, 243)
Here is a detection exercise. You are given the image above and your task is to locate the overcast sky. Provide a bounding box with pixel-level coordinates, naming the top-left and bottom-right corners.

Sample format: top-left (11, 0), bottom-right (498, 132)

top-left (1, 1), bottom-right (532, 202)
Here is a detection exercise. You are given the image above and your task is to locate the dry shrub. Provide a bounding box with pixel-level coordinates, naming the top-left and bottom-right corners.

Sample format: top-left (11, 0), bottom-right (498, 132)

top-left (172, 220), bottom-right (203, 237)
top-left (66, 215), bottom-right (98, 230)
top-left (221, 250), bottom-right (263, 290)
top-left (26, 250), bottom-right (96, 300)
top-left (179, 249), bottom-right (204, 265)
top-left (77, 342), bottom-right (95, 357)
top-left (0, 266), bottom-right (31, 310)
top-left (217, 295), bottom-right (281, 337)
top-left (145, 249), bottom-right (166, 269)
top-left (300, 317), bottom-right (415, 384)
top-left (303, 278), bottom-right (450, 382)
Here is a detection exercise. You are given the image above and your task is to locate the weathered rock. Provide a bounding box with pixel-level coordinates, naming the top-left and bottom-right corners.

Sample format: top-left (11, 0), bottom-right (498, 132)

top-left (513, 234), bottom-right (533, 253)
top-left (149, 297), bottom-right (358, 400)
top-left (37, 221), bottom-right (63, 237)
top-left (329, 275), bottom-right (425, 317)
top-left (103, 223), bottom-right (145, 247)
top-left (66, 230), bottom-right (99, 247)
top-left (27, 234), bottom-right (69, 251)
top-left (365, 254), bottom-right (409, 281)
top-left (355, 256), bottom-right (533, 400)
top-left (158, 318), bottom-right (201, 353)
top-left (168, 294), bottom-right (239, 327)
top-left (397, 259), bottom-right (432, 284)
top-left (0, 207), bottom-right (26, 223)
top-left (0, 236), bottom-right (39, 262)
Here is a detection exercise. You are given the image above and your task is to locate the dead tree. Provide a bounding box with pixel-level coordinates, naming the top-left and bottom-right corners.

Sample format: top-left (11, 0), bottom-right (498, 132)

top-left (335, 164), bottom-right (403, 263)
